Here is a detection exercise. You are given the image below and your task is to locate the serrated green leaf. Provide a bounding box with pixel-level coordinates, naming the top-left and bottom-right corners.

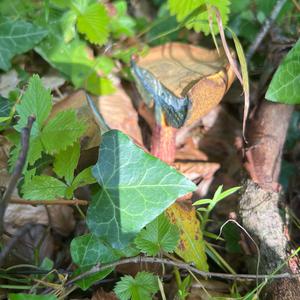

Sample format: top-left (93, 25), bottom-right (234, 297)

top-left (35, 21), bottom-right (115, 95)
top-left (72, 166), bottom-right (96, 189)
top-left (76, 2), bottom-right (109, 45)
top-left (66, 166), bottom-right (96, 198)
top-left (53, 142), bottom-right (80, 184)
top-left (114, 272), bottom-right (159, 300)
top-left (15, 74), bottom-right (52, 136)
top-left (168, 0), bottom-right (230, 35)
top-left (87, 130), bottom-right (196, 249)
top-left (135, 214), bottom-right (179, 255)
top-left (0, 18), bottom-right (47, 71)
top-left (71, 234), bottom-right (118, 267)
top-left (8, 294), bottom-right (57, 300)
top-left (110, 1), bottom-right (136, 38)
top-left (22, 175), bottom-right (67, 200)
top-left (41, 110), bottom-right (86, 154)
top-left (266, 39), bottom-right (300, 104)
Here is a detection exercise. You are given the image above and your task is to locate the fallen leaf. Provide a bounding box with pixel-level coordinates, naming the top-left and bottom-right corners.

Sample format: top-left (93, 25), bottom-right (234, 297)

top-left (92, 289), bottom-right (118, 300)
top-left (166, 202), bottom-right (208, 271)
top-left (98, 87), bottom-right (143, 144)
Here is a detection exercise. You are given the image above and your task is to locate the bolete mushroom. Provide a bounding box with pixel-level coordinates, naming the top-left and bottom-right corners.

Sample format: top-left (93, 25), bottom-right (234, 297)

top-left (131, 42), bottom-right (235, 164)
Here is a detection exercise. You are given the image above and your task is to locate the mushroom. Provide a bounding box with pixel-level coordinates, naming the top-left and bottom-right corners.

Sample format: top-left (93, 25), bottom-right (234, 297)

top-left (131, 42), bottom-right (235, 164)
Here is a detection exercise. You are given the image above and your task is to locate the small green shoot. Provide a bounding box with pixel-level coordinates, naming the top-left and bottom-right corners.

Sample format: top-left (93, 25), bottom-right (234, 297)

top-left (193, 185), bottom-right (241, 230)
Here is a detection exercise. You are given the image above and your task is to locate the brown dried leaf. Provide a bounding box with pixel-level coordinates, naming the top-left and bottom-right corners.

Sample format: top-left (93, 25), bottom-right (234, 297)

top-left (98, 88), bottom-right (143, 144)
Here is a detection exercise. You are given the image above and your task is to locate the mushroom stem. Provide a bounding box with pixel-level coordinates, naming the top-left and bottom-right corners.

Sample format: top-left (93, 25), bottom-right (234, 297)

top-left (151, 124), bottom-right (177, 165)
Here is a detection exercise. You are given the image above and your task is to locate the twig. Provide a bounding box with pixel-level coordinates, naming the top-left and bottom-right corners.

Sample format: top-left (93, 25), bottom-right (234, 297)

top-left (66, 256), bottom-right (300, 287)
top-left (246, 0), bottom-right (288, 62)
top-left (9, 197), bottom-right (89, 206)
top-left (0, 116), bottom-right (35, 236)
top-left (0, 223), bottom-right (34, 267)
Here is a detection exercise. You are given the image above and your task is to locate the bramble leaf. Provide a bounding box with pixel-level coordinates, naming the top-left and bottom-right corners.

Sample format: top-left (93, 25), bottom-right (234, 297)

top-left (266, 39), bottom-right (300, 104)
top-left (15, 74), bottom-right (52, 136)
top-left (135, 214), bottom-right (179, 255)
top-left (53, 142), bottom-right (80, 184)
top-left (76, 2), bottom-right (110, 45)
top-left (22, 175), bottom-right (67, 200)
top-left (114, 272), bottom-right (159, 300)
top-left (87, 130), bottom-right (196, 249)
top-left (41, 110), bottom-right (86, 154)
top-left (0, 18), bottom-right (47, 71)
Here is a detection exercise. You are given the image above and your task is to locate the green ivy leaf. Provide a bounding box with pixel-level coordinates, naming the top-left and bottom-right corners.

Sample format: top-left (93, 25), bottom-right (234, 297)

top-left (22, 175), bottom-right (67, 200)
top-left (76, 2), bottom-right (110, 45)
top-left (266, 39), bottom-right (300, 104)
top-left (15, 74), bottom-right (52, 136)
top-left (41, 110), bottom-right (86, 154)
top-left (0, 18), bottom-right (47, 71)
top-left (0, 95), bottom-right (13, 123)
top-left (87, 130), bottom-right (196, 249)
top-left (71, 234), bottom-right (118, 267)
top-left (168, 0), bottom-right (230, 35)
top-left (135, 214), bottom-right (179, 256)
top-left (114, 272), bottom-right (159, 300)
top-left (8, 294), bottom-right (57, 300)
top-left (53, 142), bottom-right (80, 184)
top-left (73, 266), bottom-right (113, 291)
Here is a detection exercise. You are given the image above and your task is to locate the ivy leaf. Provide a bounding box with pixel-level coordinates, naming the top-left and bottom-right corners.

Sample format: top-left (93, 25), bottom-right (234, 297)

top-left (71, 234), bottom-right (119, 267)
top-left (168, 0), bottom-right (230, 35)
top-left (76, 2), bottom-right (110, 45)
top-left (266, 39), bottom-right (300, 104)
top-left (114, 272), bottom-right (159, 300)
top-left (41, 110), bottom-right (86, 154)
top-left (53, 142), bottom-right (80, 184)
top-left (0, 95), bottom-right (14, 124)
top-left (87, 130), bottom-right (196, 249)
top-left (22, 175), bottom-right (67, 200)
top-left (0, 18), bottom-right (47, 71)
top-left (15, 74), bottom-right (52, 136)
top-left (135, 214), bottom-right (179, 256)
top-left (73, 266), bottom-right (113, 291)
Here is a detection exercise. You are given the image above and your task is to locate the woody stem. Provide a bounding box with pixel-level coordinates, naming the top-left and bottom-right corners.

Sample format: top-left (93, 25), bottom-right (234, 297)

top-left (151, 123), bottom-right (177, 165)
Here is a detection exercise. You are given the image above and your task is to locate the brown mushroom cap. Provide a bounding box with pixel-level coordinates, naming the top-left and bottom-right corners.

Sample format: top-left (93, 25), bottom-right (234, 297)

top-left (136, 42), bottom-right (235, 126)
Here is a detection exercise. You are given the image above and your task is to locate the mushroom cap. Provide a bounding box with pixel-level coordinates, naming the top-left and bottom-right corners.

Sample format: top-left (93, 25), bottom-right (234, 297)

top-left (136, 42), bottom-right (235, 126)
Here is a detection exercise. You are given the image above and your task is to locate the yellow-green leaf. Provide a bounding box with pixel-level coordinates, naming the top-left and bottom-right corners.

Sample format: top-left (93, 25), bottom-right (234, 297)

top-left (166, 202), bottom-right (208, 271)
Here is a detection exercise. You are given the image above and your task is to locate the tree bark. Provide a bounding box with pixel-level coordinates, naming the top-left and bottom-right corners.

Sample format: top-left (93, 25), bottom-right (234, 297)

top-left (239, 100), bottom-right (300, 299)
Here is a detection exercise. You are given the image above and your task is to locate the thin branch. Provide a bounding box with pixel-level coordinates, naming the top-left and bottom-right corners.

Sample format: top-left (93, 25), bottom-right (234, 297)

top-left (66, 256), bottom-right (300, 287)
top-left (0, 116), bottom-right (35, 236)
top-left (246, 0), bottom-right (288, 62)
top-left (9, 197), bottom-right (89, 206)
top-left (0, 223), bottom-right (34, 267)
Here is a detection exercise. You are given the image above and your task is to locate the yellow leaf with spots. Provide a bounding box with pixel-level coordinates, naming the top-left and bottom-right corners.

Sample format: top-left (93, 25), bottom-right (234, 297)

top-left (166, 202), bottom-right (208, 271)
